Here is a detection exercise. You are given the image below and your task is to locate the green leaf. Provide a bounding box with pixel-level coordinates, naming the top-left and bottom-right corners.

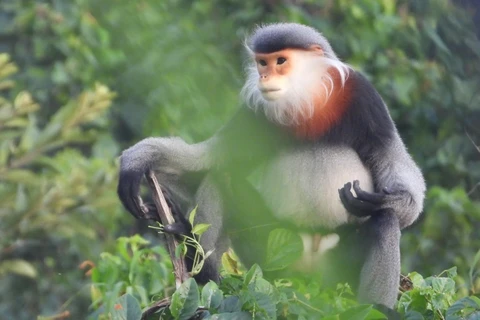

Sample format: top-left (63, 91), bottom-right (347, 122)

top-left (175, 242), bottom-right (187, 258)
top-left (244, 264), bottom-right (263, 285)
top-left (110, 294), bottom-right (142, 320)
top-left (0, 259), bottom-right (37, 278)
top-left (218, 296), bottom-right (242, 313)
top-left (170, 278), bottom-right (200, 320)
top-left (431, 277), bottom-right (455, 294)
top-left (264, 228), bottom-right (303, 271)
top-left (191, 223), bottom-right (210, 236)
top-left (188, 205), bottom-right (198, 225)
top-left (250, 278), bottom-right (274, 296)
top-left (201, 281), bottom-right (223, 309)
top-left (445, 266), bottom-right (457, 278)
top-left (446, 296), bottom-right (480, 319)
top-left (252, 292), bottom-right (276, 319)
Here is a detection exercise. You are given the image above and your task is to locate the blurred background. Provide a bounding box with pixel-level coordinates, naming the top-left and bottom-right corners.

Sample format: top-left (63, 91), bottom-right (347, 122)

top-left (0, 0), bottom-right (479, 318)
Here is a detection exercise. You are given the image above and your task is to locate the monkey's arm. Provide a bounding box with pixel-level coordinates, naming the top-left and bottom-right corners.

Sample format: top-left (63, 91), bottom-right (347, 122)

top-left (336, 72), bottom-right (426, 229)
top-left (118, 107), bottom-right (285, 219)
top-left (118, 137), bottom-right (214, 218)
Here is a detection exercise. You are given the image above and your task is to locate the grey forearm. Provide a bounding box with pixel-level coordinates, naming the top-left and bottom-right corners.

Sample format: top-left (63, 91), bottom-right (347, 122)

top-left (120, 136), bottom-right (214, 176)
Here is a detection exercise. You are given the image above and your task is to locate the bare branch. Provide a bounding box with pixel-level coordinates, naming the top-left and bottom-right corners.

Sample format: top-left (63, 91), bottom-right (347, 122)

top-left (145, 170), bottom-right (189, 289)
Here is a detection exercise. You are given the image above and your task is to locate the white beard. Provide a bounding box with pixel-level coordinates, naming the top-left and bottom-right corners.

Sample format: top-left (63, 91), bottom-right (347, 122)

top-left (240, 52), bottom-right (350, 126)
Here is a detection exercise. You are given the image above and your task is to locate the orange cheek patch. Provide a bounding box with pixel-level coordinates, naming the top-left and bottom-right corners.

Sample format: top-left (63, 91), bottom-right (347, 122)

top-left (292, 68), bottom-right (353, 140)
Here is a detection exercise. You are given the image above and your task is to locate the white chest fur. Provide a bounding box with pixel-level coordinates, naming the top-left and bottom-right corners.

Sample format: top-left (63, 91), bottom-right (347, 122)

top-left (260, 144), bottom-right (373, 229)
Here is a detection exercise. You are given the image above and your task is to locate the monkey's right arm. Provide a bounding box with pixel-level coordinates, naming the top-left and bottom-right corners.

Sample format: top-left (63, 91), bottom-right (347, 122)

top-left (117, 136), bottom-right (215, 218)
top-left (117, 107), bottom-right (286, 219)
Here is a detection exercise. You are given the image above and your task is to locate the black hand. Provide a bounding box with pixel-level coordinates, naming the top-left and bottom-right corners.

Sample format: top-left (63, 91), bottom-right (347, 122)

top-left (338, 180), bottom-right (387, 217)
top-left (117, 169), bottom-right (148, 219)
top-left (164, 222), bottom-right (191, 236)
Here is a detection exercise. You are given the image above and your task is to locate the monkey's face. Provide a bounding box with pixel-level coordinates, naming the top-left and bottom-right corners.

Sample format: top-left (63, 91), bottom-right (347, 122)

top-left (241, 45), bottom-right (345, 126)
top-left (254, 50), bottom-right (293, 101)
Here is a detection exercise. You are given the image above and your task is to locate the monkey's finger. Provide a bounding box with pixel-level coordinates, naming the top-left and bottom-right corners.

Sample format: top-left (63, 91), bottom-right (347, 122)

top-left (341, 185), bottom-right (377, 212)
top-left (352, 180), bottom-right (385, 204)
top-left (339, 188), bottom-right (367, 216)
top-left (117, 171), bottom-right (144, 219)
top-left (141, 202), bottom-right (162, 220)
top-left (339, 187), bottom-right (376, 217)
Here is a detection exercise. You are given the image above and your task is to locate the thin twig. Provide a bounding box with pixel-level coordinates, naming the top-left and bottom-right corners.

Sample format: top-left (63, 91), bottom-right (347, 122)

top-left (145, 170), bottom-right (189, 289)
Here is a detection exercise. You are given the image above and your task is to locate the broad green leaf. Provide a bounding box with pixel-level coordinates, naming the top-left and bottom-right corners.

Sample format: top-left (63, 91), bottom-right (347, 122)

top-left (408, 273), bottom-right (426, 288)
top-left (445, 266), bottom-right (458, 278)
top-left (249, 278), bottom-right (274, 296)
top-left (0, 259), bottom-right (37, 278)
top-left (431, 277), bottom-right (455, 294)
top-left (446, 296), bottom-right (480, 319)
top-left (221, 251), bottom-right (241, 275)
top-left (252, 292), bottom-right (276, 319)
top-left (110, 294), bottom-right (142, 320)
top-left (218, 296), bottom-right (242, 313)
top-left (201, 281), bottom-right (223, 309)
top-left (244, 264), bottom-right (263, 285)
top-left (170, 278), bottom-right (200, 320)
top-left (264, 228), bottom-right (303, 271)
top-left (191, 223), bottom-right (210, 236)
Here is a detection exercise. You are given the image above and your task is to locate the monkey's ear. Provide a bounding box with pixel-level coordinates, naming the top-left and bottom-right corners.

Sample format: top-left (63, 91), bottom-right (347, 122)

top-left (309, 45), bottom-right (324, 56)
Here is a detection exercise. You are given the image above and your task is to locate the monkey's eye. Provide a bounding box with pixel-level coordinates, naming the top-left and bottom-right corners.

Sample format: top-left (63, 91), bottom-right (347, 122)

top-left (277, 57), bottom-right (287, 65)
top-left (258, 59), bottom-right (267, 66)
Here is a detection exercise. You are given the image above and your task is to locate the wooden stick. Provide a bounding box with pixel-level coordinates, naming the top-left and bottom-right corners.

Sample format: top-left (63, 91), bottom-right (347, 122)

top-left (145, 170), bottom-right (189, 289)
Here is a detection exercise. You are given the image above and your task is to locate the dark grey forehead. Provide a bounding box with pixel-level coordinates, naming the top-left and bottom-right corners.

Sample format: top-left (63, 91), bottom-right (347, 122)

top-left (247, 23), bottom-right (335, 56)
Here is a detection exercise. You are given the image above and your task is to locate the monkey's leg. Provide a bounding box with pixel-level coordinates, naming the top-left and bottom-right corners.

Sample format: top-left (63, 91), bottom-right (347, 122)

top-left (187, 174), bottom-right (229, 283)
top-left (214, 173), bottom-right (280, 269)
top-left (357, 211), bottom-right (400, 309)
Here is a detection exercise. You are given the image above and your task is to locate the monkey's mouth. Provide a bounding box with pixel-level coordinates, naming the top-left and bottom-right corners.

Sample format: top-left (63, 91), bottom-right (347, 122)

top-left (260, 88), bottom-right (281, 93)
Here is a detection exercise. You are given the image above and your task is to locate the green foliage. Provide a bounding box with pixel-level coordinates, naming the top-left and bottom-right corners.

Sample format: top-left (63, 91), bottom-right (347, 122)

top-left (89, 236), bottom-right (173, 318)
top-left (0, 54), bottom-right (122, 318)
top-left (90, 243), bottom-right (480, 319)
top-left (150, 207), bottom-right (213, 277)
top-left (0, 0), bottom-right (123, 117)
top-left (397, 267), bottom-right (480, 320)
top-left (90, 240), bottom-right (389, 319)
top-left (264, 229), bottom-right (303, 272)
top-left (1, 0), bottom-right (480, 319)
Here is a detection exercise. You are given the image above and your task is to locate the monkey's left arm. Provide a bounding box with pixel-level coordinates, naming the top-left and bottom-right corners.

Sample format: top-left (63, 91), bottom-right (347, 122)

top-left (337, 72), bottom-right (426, 229)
